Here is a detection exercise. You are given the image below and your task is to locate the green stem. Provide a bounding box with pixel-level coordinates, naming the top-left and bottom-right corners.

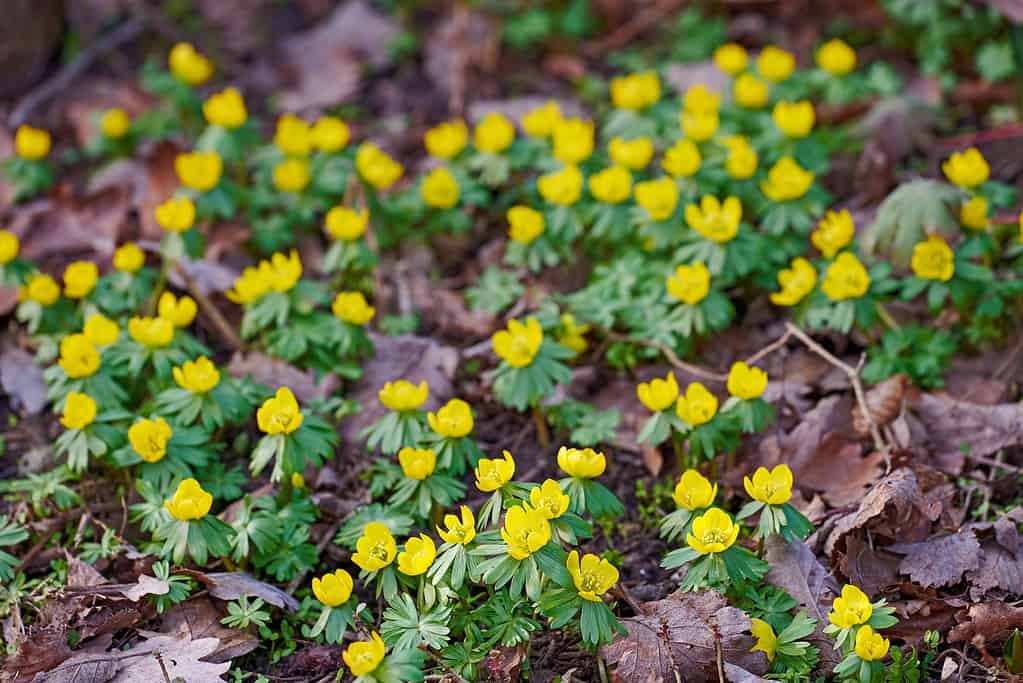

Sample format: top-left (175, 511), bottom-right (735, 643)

top-left (532, 404), bottom-right (550, 450)
top-left (875, 302), bottom-right (900, 331)
top-left (671, 432), bottom-right (686, 473)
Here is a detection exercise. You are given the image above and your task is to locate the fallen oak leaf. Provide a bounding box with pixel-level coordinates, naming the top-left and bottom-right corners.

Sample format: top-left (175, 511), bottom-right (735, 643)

top-left (172, 570), bottom-right (298, 611)
top-left (890, 529), bottom-right (981, 589)
top-left (949, 601), bottom-right (1023, 650)
top-left (158, 597), bottom-right (258, 664)
top-left (911, 392), bottom-right (1023, 475)
top-left (108, 633), bottom-right (230, 682)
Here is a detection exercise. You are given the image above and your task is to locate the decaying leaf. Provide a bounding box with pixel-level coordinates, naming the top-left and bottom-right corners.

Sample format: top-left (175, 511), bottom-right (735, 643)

top-left (182, 571), bottom-right (299, 611)
top-left (950, 601), bottom-right (1023, 649)
top-left (159, 598), bottom-right (258, 664)
top-left (853, 374), bottom-right (908, 436)
top-left (912, 392), bottom-right (1023, 475)
top-left (890, 530), bottom-right (981, 589)
top-left (0, 348), bottom-right (47, 415)
top-left (110, 633), bottom-right (231, 682)
top-left (228, 351), bottom-right (340, 403)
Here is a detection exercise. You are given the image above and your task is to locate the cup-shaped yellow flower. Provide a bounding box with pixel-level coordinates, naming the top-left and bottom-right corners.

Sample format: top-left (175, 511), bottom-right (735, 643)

top-left (437, 505), bottom-right (477, 545)
top-left (557, 446), bottom-right (606, 479)
top-left (829, 584), bottom-right (873, 628)
top-left (428, 398), bottom-right (474, 438)
top-left (351, 522), bottom-right (397, 572)
top-left (727, 362), bottom-right (768, 400)
top-left (521, 100), bottom-right (563, 137)
top-left (63, 261), bottom-right (98, 299)
top-left (743, 464), bottom-right (793, 505)
top-left (733, 73), bottom-right (769, 109)
top-left (473, 112), bottom-right (515, 154)
top-left (421, 166), bottom-right (460, 209)
top-left (610, 71), bottom-right (660, 111)
top-left (676, 382), bottom-right (718, 426)
top-left (761, 156), bottom-right (814, 202)
top-left (273, 114), bottom-right (312, 156)
top-left (821, 252), bottom-right (871, 301)
top-left (960, 196), bottom-right (988, 230)
top-left (113, 242), bottom-right (144, 273)
top-left (724, 136), bottom-right (758, 179)
top-left (158, 292), bottom-right (197, 328)
top-left (666, 262), bottom-right (711, 305)
top-left (911, 235), bottom-right (954, 282)
top-left (59, 334), bottom-right (101, 378)
top-left (273, 159), bottom-right (311, 193)
top-left (129, 417), bottom-right (173, 463)
top-left (682, 84), bottom-right (720, 115)
top-left (713, 43), bottom-right (748, 75)
top-left (100, 108), bottom-right (130, 139)
top-left (770, 257), bottom-right (817, 307)
top-left (129, 316), bottom-right (174, 349)
top-left (681, 110), bottom-right (719, 142)
top-left (343, 632), bottom-right (386, 677)
top-left (854, 625), bottom-right (890, 662)
top-left (21, 273), bottom-right (60, 306)
top-left (168, 43), bottom-right (213, 85)
top-left (538, 165), bottom-right (583, 206)
top-left (378, 380), bottom-right (429, 411)
top-left (202, 87), bottom-right (247, 129)
top-left (15, 125), bottom-right (51, 160)
top-left (567, 550), bottom-right (619, 602)
top-left (311, 116), bottom-right (349, 153)
top-left (492, 317), bottom-right (543, 368)
top-left (686, 195), bottom-right (742, 243)
top-left (425, 119), bottom-right (468, 159)
top-left (552, 118), bottom-right (595, 165)
top-left (501, 504), bottom-right (551, 559)
top-left (257, 387), bottom-right (305, 435)
top-left (0, 230), bottom-right (19, 265)
top-left (558, 313), bottom-right (589, 354)
top-left (397, 534), bottom-right (437, 576)
top-left (750, 618), bottom-right (778, 661)
top-left (173, 356), bottom-right (221, 394)
top-left (84, 313), bottom-right (119, 346)
top-left (226, 266), bottom-right (271, 305)
top-left (686, 507), bottom-right (739, 555)
top-left (757, 46), bottom-right (796, 82)
top-left (637, 371), bottom-right (679, 413)
top-left (942, 147), bottom-right (989, 189)
top-left (811, 209), bottom-right (855, 258)
top-left (61, 392), bottom-right (97, 430)
top-left (635, 177), bottom-right (679, 221)
top-left (673, 469), bottom-right (717, 511)
top-left (507, 205), bottom-right (545, 244)
top-left (164, 478), bottom-right (213, 521)
top-left (530, 479), bottom-right (570, 520)
top-left (175, 151), bottom-right (223, 192)
top-left (325, 206), bottom-right (369, 241)
top-left (608, 136), bottom-right (653, 170)
top-left (589, 165), bottom-right (632, 205)
top-left (355, 143), bottom-right (404, 190)
top-left (332, 291), bottom-right (375, 326)
top-left (772, 101), bottom-right (815, 139)
top-left (475, 450), bottom-right (515, 492)
top-left (311, 568), bottom-right (353, 607)
top-left (264, 250), bottom-right (303, 293)
top-left (155, 196), bottom-right (196, 233)
top-left (662, 138), bottom-right (701, 178)
top-left (398, 447), bottom-right (436, 481)
top-left (816, 38), bottom-right (856, 76)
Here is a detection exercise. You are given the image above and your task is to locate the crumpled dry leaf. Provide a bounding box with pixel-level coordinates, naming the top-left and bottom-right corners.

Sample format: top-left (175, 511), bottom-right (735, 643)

top-left (949, 601), bottom-right (1023, 649)
top-left (965, 515), bottom-right (1023, 599)
top-left (179, 571), bottom-right (299, 611)
top-left (8, 186), bottom-right (130, 264)
top-left (601, 590), bottom-right (768, 682)
top-left (890, 529), bottom-right (981, 588)
top-left (109, 633), bottom-right (231, 682)
top-left (853, 374), bottom-right (908, 437)
top-left (911, 392), bottom-right (1023, 475)
top-left (159, 598), bottom-right (258, 664)
top-left (0, 348), bottom-right (47, 415)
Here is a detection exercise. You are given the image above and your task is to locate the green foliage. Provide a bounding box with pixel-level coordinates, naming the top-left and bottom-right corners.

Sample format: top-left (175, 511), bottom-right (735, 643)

top-left (862, 325), bottom-right (957, 389)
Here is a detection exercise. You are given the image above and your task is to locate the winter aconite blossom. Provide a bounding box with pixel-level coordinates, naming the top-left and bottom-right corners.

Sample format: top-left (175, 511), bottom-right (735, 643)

top-left (15, 125), bottom-right (51, 160)
top-left (100, 108), bottom-right (130, 139)
top-left (608, 136), bottom-right (653, 170)
top-left (681, 110), bottom-right (719, 142)
top-left (558, 313), bottom-right (589, 354)
top-left (772, 101), bottom-right (815, 138)
top-left (589, 166), bottom-right (632, 204)
top-left (343, 633), bottom-right (386, 677)
top-left (173, 357), bottom-right (220, 394)
top-left (733, 73), bottom-right (769, 109)
top-left (155, 196), bottom-right (196, 233)
top-left (164, 478), bottom-right (213, 521)
top-left (21, 273), bottom-right (60, 306)
top-left (676, 382), bottom-right (718, 426)
top-left (473, 112), bottom-right (515, 154)
top-left (771, 257), bottom-right (817, 306)
top-left (750, 619), bottom-right (778, 661)
top-left (552, 118), bottom-right (595, 165)
top-left (257, 388), bottom-right (304, 435)
top-left (713, 43), bottom-right (748, 75)
top-left (529, 479), bottom-right (570, 520)
top-left (129, 316), bottom-right (174, 348)
top-left (397, 534), bottom-right (437, 575)
top-left (567, 550), bottom-right (619, 601)
top-left (635, 177), bottom-right (678, 221)
top-left (501, 504), bottom-right (551, 559)
top-left (398, 447), bottom-right (436, 480)
top-left (521, 100), bottom-right (563, 137)
top-left (158, 292), bottom-right (197, 328)
top-left (854, 626), bottom-right (890, 661)
top-left (352, 522), bottom-right (397, 572)
top-left (757, 46), bottom-right (796, 82)
top-left (816, 38), bottom-right (857, 76)
top-left (666, 262), bottom-right (711, 305)
top-left (312, 569), bottom-right (353, 607)
top-left (761, 156), bottom-right (814, 202)
top-left (911, 235), bottom-right (955, 282)
top-left (420, 166), bottom-right (460, 209)
top-left (727, 362), bottom-right (768, 400)
top-left (378, 380), bottom-right (429, 411)
top-left (507, 206), bottom-right (545, 244)
top-left (723, 136), bottom-right (758, 179)
top-left (129, 417), bottom-right (173, 463)
top-left (175, 151), bottom-right (223, 192)
top-left (744, 465), bottom-right (794, 505)
top-left (610, 70), bottom-right (660, 111)
top-left (424, 119), bottom-right (468, 159)
top-left (58, 334), bottom-right (100, 378)
top-left (355, 143), bottom-right (404, 190)
top-left (84, 313), bottom-right (119, 346)
top-left (0, 231), bottom-right (19, 265)
top-left (637, 371), bottom-right (679, 412)
top-left (61, 392), bottom-right (97, 430)
top-left (428, 399), bottom-right (474, 438)
top-left (673, 469), bottom-right (717, 511)
top-left (960, 196), bottom-right (989, 230)
top-left (63, 261), bottom-right (98, 299)
top-left (203, 87), bottom-right (247, 129)
top-left (821, 252), bottom-right (871, 301)
top-left (273, 159), bottom-right (310, 193)
top-left (662, 138), bottom-right (701, 177)
top-left (475, 451), bottom-right (515, 492)
top-left (332, 291), bottom-right (375, 325)
top-left (538, 165), bottom-right (583, 206)
top-left (311, 116), bottom-right (349, 152)
top-left (557, 447), bottom-right (606, 479)
top-left (812, 210), bottom-right (855, 258)
top-left (325, 206), bottom-right (369, 241)
top-left (437, 506), bottom-right (476, 545)
top-left (686, 195), bottom-right (742, 243)
top-left (829, 584), bottom-right (873, 628)
top-left (169, 43), bottom-right (213, 85)
top-left (113, 243), bottom-right (145, 273)
top-left (686, 507), bottom-right (739, 555)
top-left (492, 317), bottom-right (543, 368)
top-left (942, 147), bottom-right (989, 189)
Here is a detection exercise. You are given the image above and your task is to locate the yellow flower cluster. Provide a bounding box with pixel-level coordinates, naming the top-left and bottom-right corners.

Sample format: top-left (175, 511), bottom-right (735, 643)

top-left (226, 250), bottom-right (303, 304)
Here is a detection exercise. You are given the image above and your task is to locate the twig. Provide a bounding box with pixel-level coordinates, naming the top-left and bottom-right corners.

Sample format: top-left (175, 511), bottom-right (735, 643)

top-left (604, 332), bottom-right (727, 383)
top-left (613, 583), bottom-right (646, 616)
top-left (173, 262), bottom-right (244, 351)
top-left (583, 0), bottom-right (684, 55)
top-left (714, 636), bottom-right (726, 683)
top-left (742, 328), bottom-right (793, 367)
top-left (966, 452), bottom-right (1023, 474)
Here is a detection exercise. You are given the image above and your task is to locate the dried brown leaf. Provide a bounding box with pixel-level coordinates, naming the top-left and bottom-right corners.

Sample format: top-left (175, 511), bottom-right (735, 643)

top-left (949, 602), bottom-right (1023, 648)
top-left (853, 374), bottom-right (907, 436)
top-left (0, 348), bottom-right (47, 415)
top-left (158, 598), bottom-right (258, 664)
top-left (183, 571), bottom-right (298, 611)
top-left (912, 393), bottom-right (1023, 474)
top-left (227, 351), bottom-right (339, 404)
top-left (890, 530), bottom-right (981, 588)
top-left (108, 633), bottom-right (230, 682)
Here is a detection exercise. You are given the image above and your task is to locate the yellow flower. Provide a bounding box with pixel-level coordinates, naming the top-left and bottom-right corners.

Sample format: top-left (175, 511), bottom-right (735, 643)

top-left (311, 116), bottom-right (350, 153)
top-left (311, 569), bottom-right (353, 607)
top-left (683, 84), bottom-right (721, 114)
top-left (492, 317), bottom-right (543, 368)
top-left (821, 252), bottom-right (871, 301)
top-left (610, 71), bottom-right (660, 111)
top-left (676, 382), bottom-right (718, 426)
top-left (727, 362), bottom-right (768, 400)
top-left (829, 584), bottom-right (873, 628)
top-left (175, 151), bottom-right (222, 192)
top-left (355, 143), bottom-right (404, 190)
top-left (129, 417), bottom-right (173, 463)
top-left (960, 196), bottom-right (989, 230)
top-left (733, 73), bottom-right (769, 109)
top-left (588, 166), bottom-right (632, 205)
top-left (437, 505), bottom-right (476, 545)
top-left (608, 136), bottom-right (653, 170)
top-left (352, 522), bottom-right (397, 571)
top-left (557, 446), bottom-right (606, 479)
top-left (113, 243), bottom-right (144, 273)
top-left (529, 479), bottom-right (570, 520)
top-left (816, 38), bottom-right (857, 76)
top-left (274, 114), bottom-right (312, 157)
top-left (771, 257), bottom-right (817, 306)
top-left (15, 125), bottom-right (51, 160)
top-left (164, 478), bottom-right (213, 521)
top-left (854, 626), bottom-right (890, 662)
top-left (757, 46), bottom-right (796, 82)
top-left (686, 507), bottom-right (739, 555)
top-left (0, 230), bottom-right (19, 265)
top-left (325, 206), bottom-right (369, 241)
top-left (538, 165), bottom-right (583, 206)
top-left (265, 250), bottom-right (302, 293)
top-left (158, 292), bottom-right (197, 328)
top-left (812, 210), bottom-right (855, 258)
top-left (475, 450), bottom-right (515, 492)
top-left (168, 43), bottom-right (213, 85)
top-left (744, 464), bottom-right (793, 505)
top-left (343, 632), bottom-right (386, 677)
top-left (257, 387), bottom-right (305, 435)
top-left (59, 334), bottom-right (100, 378)
top-left (507, 205), bottom-right (545, 244)
top-left (761, 156), bottom-right (814, 202)
top-left (378, 380), bottom-right (429, 411)
top-left (666, 262), bottom-right (711, 305)
top-left (567, 550), bottom-right (618, 602)
top-left (226, 266), bottom-right (270, 305)
top-left (173, 356), bottom-right (221, 394)
top-left (398, 534), bottom-right (437, 576)
top-left (273, 159), bottom-right (310, 193)
top-left (635, 177), bottom-right (679, 221)
top-left (100, 108), bottom-right (130, 139)
top-left (723, 136), bottom-right (758, 179)
top-left (681, 110), bottom-right (719, 142)
top-left (521, 100), bottom-right (563, 137)
top-left (501, 504), bottom-right (551, 559)
top-left (686, 195), bottom-right (742, 243)
top-left (83, 313), bottom-right (119, 346)
top-left (552, 118), bottom-right (595, 165)
top-left (203, 88), bottom-right (247, 129)
top-left (750, 618), bottom-right (778, 662)
top-left (425, 119), bottom-right (468, 159)
top-left (22, 273), bottom-right (60, 306)
top-left (291, 472), bottom-right (305, 490)
top-left (474, 112), bottom-right (515, 154)
top-left (421, 166), bottom-right (460, 209)
top-left (129, 316), bottom-right (174, 348)
top-left (773, 101), bottom-right (815, 138)
top-left (714, 43), bottom-right (748, 75)
top-left (662, 138), bottom-right (701, 178)
top-left (398, 447), bottom-right (436, 480)
top-left (61, 392), bottom-right (97, 430)
top-left (943, 147), bottom-right (990, 190)
top-left (558, 312), bottom-right (589, 354)
top-left (63, 261), bottom-right (98, 299)
top-left (428, 398), bottom-right (474, 438)
top-left (332, 291), bottom-right (375, 326)
top-left (911, 235), bottom-right (955, 282)
top-left (155, 196), bottom-right (196, 233)
top-left (637, 371), bottom-right (679, 412)
top-left (673, 469), bottom-right (717, 511)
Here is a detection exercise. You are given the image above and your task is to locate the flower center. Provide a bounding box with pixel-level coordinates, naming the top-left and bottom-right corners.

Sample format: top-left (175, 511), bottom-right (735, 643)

top-left (580, 571), bottom-right (601, 592)
top-left (370, 541), bottom-right (390, 561)
top-left (700, 529), bottom-right (729, 544)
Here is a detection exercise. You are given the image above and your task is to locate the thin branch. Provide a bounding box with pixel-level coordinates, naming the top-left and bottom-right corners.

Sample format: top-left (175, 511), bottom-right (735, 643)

top-left (172, 262), bottom-right (245, 351)
top-left (604, 332), bottom-right (727, 383)
top-left (742, 328), bottom-right (793, 367)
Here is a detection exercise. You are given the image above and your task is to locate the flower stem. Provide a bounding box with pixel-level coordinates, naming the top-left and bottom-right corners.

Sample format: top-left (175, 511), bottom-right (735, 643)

top-left (532, 404), bottom-right (550, 449)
